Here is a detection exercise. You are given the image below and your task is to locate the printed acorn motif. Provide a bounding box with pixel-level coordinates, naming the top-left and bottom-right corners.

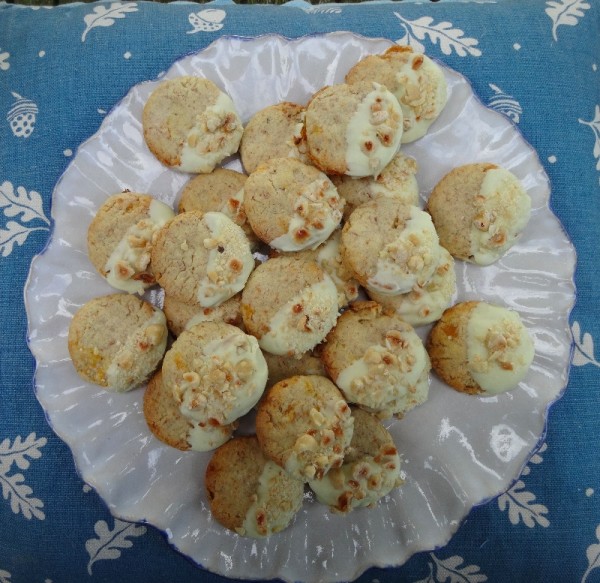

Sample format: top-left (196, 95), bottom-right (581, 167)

top-left (187, 9), bottom-right (226, 33)
top-left (7, 92), bottom-right (38, 138)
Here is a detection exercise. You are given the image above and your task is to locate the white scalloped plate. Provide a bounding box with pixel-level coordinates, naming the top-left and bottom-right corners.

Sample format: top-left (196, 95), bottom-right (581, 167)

top-left (25, 33), bottom-right (576, 583)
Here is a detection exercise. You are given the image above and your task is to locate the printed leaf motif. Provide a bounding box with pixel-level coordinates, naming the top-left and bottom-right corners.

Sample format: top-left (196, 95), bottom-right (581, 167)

top-left (0, 570), bottom-right (11, 583)
top-left (0, 221), bottom-right (47, 258)
top-left (86, 518), bottom-right (147, 575)
top-left (572, 321), bottom-right (600, 367)
top-left (187, 9), bottom-right (226, 34)
top-left (488, 84), bottom-right (523, 124)
top-left (579, 106), bottom-right (600, 172)
top-left (498, 480), bottom-right (549, 528)
top-left (0, 181), bottom-right (49, 225)
top-left (81, 2), bottom-right (139, 42)
top-left (582, 525), bottom-right (600, 583)
top-left (0, 49), bottom-right (9, 71)
top-left (0, 433), bottom-right (46, 520)
top-left (394, 13), bottom-right (481, 57)
top-left (545, 0), bottom-right (591, 41)
top-left (416, 553), bottom-right (487, 583)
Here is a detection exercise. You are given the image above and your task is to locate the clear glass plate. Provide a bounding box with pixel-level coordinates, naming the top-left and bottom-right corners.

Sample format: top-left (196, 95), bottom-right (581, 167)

top-left (25, 33), bottom-right (576, 583)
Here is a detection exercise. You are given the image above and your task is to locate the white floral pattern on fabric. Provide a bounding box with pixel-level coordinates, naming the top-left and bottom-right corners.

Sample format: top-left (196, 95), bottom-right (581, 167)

top-left (413, 554), bottom-right (488, 583)
top-left (583, 525), bottom-right (600, 583)
top-left (498, 443), bottom-right (549, 528)
top-left (0, 433), bottom-right (47, 521)
top-left (0, 181), bottom-right (50, 258)
top-left (187, 9), bottom-right (227, 34)
top-left (81, 2), bottom-right (139, 42)
top-left (85, 519), bottom-right (147, 575)
top-left (0, 49), bottom-right (9, 72)
top-left (394, 13), bottom-right (481, 57)
top-left (578, 106), bottom-right (600, 179)
top-left (545, 0), bottom-right (591, 41)
top-left (6, 93), bottom-right (38, 139)
top-left (0, 570), bottom-right (11, 583)
top-left (572, 321), bottom-right (600, 367)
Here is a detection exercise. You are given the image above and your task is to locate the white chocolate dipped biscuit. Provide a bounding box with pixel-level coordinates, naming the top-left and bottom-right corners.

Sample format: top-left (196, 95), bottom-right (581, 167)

top-left (308, 408), bottom-right (402, 513)
top-left (346, 45), bottom-right (447, 143)
top-left (426, 163), bottom-right (531, 265)
top-left (243, 158), bottom-right (344, 252)
top-left (162, 321), bottom-right (268, 426)
top-left (305, 81), bottom-right (403, 178)
top-left (322, 301), bottom-right (430, 419)
top-left (143, 75), bottom-right (242, 174)
top-left (87, 192), bottom-right (174, 295)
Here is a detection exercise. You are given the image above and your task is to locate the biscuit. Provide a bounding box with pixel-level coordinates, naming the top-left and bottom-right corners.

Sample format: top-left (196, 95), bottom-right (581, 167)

top-left (240, 102), bottom-right (310, 174)
top-left (331, 152), bottom-right (419, 220)
top-left (142, 75), bottom-right (243, 173)
top-left (340, 198), bottom-right (441, 295)
top-left (87, 191), bottom-right (174, 294)
top-left (143, 370), bottom-right (235, 451)
top-left (367, 246), bottom-right (456, 326)
top-left (177, 168), bottom-right (258, 247)
top-left (308, 407), bottom-right (402, 513)
top-left (243, 158), bottom-right (344, 252)
top-left (151, 210), bottom-right (254, 307)
top-left (321, 301), bottom-right (430, 418)
top-left (162, 292), bottom-right (243, 337)
top-left (241, 256), bottom-right (339, 357)
top-left (255, 375), bottom-right (354, 481)
top-left (205, 435), bottom-right (304, 537)
top-left (426, 163), bottom-right (531, 265)
top-left (161, 321), bottom-right (268, 426)
top-left (304, 81), bottom-right (403, 177)
top-left (280, 229), bottom-right (360, 309)
top-left (427, 301), bottom-right (535, 395)
top-left (263, 346), bottom-right (327, 389)
top-left (68, 293), bottom-right (168, 392)
top-left (345, 46), bottom-right (447, 143)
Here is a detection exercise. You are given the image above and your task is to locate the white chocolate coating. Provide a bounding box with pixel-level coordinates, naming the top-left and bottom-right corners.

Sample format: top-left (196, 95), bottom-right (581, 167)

top-left (269, 178), bottom-right (343, 252)
top-left (335, 326), bottom-right (430, 418)
top-left (104, 199), bottom-right (174, 294)
top-left (345, 83), bottom-right (403, 177)
top-left (467, 303), bottom-right (534, 394)
top-left (196, 212), bottom-right (254, 308)
top-left (180, 92), bottom-right (243, 173)
top-left (240, 460), bottom-right (303, 537)
top-left (258, 275), bottom-right (339, 357)
top-left (173, 328), bottom-right (268, 425)
top-left (106, 309), bottom-right (167, 392)
top-left (469, 168), bottom-right (531, 265)
top-left (367, 206), bottom-right (441, 295)
top-left (187, 421), bottom-right (234, 452)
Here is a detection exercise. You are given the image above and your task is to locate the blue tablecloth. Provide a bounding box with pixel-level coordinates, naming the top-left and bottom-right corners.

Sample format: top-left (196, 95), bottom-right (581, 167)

top-left (1, 0), bottom-right (599, 581)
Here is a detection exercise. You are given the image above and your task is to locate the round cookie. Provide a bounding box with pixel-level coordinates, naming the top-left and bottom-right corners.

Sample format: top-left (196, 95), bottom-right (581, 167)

top-left (142, 75), bottom-right (243, 173)
top-left (341, 198), bottom-right (442, 296)
top-left (177, 168), bottom-right (258, 247)
top-left (367, 246), bottom-right (456, 327)
top-left (243, 158), bottom-right (344, 252)
top-left (304, 81), bottom-right (403, 177)
top-left (427, 301), bottom-right (535, 395)
top-left (345, 45), bottom-right (447, 143)
top-left (68, 293), bottom-right (168, 392)
top-left (331, 152), bottom-right (419, 220)
top-left (255, 375), bottom-right (354, 481)
top-left (143, 370), bottom-right (235, 452)
top-left (151, 210), bottom-right (254, 307)
top-left (281, 229), bottom-right (360, 309)
top-left (205, 435), bottom-right (304, 537)
top-left (240, 102), bottom-right (310, 174)
top-left (321, 301), bottom-right (430, 419)
top-left (87, 191), bottom-right (174, 294)
top-left (263, 346), bottom-right (327, 389)
top-left (161, 321), bottom-right (268, 427)
top-left (308, 407), bottom-right (402, 513)
top-left (426, 163), bottom-right (531, 265)
top-left (241, 256), bottom-right (340, 357)
top-left (162, 292), bottom-right (243, 337)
